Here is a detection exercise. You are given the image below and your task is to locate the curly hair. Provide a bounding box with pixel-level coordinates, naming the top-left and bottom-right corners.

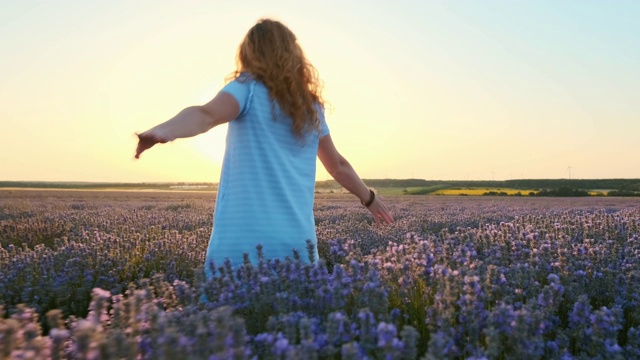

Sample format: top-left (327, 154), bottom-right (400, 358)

top-left (229, 19), bottom-right (324, 137)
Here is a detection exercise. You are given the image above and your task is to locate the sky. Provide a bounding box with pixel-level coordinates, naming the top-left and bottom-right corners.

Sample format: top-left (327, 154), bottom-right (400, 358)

top-left (1, 0), bottom-right (639, 182)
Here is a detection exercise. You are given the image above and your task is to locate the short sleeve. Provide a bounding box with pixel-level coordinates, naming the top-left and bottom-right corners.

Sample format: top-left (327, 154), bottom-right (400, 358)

top-left (317, 104), bottom-right (330, 137)
top-left (220, 79), bottom-right (251, 117)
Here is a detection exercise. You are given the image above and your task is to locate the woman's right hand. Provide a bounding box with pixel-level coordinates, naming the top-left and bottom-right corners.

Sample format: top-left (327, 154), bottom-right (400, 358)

top-left (134, 130), bottom-right (168, 159)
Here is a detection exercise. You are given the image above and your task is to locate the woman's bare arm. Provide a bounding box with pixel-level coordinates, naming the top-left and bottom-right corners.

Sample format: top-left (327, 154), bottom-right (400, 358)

top-left (317, 134), bottom-right (394, 225)
top-left (135, 92), bottom-right (239, 159)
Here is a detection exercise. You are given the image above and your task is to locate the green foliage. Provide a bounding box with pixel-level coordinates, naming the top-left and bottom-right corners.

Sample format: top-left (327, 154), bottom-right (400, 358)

top-left (533, 187), bottom-right (591, 197)
top-left (607, 190), bottom-right (640, 197)
top-left (505, 179), bottom-right (640, 191)
top-left (620, 183), bottom-right (640, 192)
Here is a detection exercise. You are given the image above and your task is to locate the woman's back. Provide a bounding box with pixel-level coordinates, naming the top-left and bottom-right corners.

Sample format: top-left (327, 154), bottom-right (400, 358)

top-left (206, 75), bottom-right (330, 272)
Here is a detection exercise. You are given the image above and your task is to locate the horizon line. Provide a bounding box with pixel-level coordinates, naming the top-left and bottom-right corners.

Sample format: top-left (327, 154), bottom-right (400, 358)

top-left (2, 178), bottom-right (640, 185)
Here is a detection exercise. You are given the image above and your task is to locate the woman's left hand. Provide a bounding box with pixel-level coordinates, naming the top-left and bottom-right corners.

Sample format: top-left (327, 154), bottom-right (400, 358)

top-left (367, 197), bottom-right (394, 225)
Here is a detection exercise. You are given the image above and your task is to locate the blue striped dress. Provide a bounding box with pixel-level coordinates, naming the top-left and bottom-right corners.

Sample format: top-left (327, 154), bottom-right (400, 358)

top-left (204, 74), bottom-right (329, 276)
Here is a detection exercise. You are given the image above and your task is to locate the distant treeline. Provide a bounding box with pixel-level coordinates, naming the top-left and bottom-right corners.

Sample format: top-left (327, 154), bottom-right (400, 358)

top-left (3, 179), bottom-right (640, 194)
top-left (504, 179), bottom-right (640, 191)
top-left (532, 187), bottom-right (591, 197)
top-left (0, 181), bottom-right (216, 190)
top-left (333, 178), bottom-right (640, 191)
top-left (319, 178), bottom-right (640, 197)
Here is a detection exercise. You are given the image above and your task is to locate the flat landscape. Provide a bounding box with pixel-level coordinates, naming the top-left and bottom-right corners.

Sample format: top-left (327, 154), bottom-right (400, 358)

top-left (1, 189), bottom-right (640, 358)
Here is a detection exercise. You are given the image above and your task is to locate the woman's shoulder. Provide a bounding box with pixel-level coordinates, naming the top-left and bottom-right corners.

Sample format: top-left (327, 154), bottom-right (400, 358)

top-left (232, 72), bottom-right (255, 84)
top-left (227, 72), bottom-right (266, 93)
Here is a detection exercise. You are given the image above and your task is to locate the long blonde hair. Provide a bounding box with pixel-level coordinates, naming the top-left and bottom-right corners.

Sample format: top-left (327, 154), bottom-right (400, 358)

top-left (230, 19), bottom-right (324, 137)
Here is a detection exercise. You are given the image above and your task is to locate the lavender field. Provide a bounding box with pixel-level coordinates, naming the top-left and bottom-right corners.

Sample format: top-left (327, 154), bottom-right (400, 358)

top-left (1, 190), bottom-right (640, 359)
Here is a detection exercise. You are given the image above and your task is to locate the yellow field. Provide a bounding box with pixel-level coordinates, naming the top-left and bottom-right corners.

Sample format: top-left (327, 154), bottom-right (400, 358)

top-left (432, 188), bottom-right (538, 196)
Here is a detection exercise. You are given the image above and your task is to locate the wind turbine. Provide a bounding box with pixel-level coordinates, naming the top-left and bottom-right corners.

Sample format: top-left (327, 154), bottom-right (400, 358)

top-left (567, 165), bottom-right (573, 180)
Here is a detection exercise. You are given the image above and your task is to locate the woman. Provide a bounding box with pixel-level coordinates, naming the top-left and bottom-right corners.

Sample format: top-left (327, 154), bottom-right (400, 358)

top-left (135, 19), bottom-right (393, 275)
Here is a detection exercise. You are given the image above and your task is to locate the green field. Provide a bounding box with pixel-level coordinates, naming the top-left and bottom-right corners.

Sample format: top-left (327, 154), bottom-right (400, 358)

top-left (433, 187), bottom-right (536, 196)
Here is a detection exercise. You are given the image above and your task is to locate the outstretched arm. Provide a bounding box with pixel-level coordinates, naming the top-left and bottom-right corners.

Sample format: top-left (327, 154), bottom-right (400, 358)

top-left (317, 134), bottom-right (394, 225)
top-left (134, 92), bottom-right (239, 159)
